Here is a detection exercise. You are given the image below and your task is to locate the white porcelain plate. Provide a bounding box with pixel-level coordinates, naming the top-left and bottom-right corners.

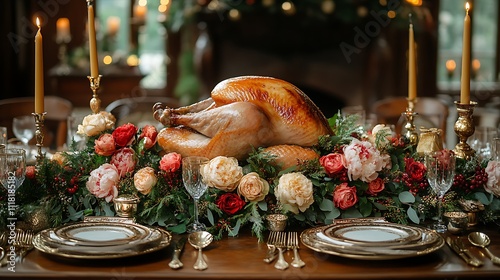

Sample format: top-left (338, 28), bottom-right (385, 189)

top-left (323, 222), bottom-right (422, 246)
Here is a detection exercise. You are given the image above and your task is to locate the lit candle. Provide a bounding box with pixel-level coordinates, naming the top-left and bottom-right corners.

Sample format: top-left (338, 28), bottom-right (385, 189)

top-left (106, 16), bottom-right (120, 37)
top-left (472, 58), bottom-right (480, 79)
top-left (445, 59), bottom-right (456, 78)
top-left (87, 0), bottom-right (99, 78)
top-left (56, 17), bottom-right (71, 43)
top-left (133, 4), bottom-right (147, 22)
top-left (35, 18), bottom-right (44, 114)
top-left (460, 2), bottom-right (471, 104)
top-left (408, 14), bottom-right (417, 100)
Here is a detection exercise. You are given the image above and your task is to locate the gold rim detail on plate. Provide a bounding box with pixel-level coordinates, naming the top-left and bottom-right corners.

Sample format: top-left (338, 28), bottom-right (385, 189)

top-left (301, 223), bottom-right (444, 260)
top-left (323, 222), bottom-right (422, 246)
top-left (33, 222), bottom-right (171, 259)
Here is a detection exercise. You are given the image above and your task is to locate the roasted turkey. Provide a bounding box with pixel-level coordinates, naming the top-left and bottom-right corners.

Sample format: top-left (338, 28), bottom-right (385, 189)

top-left (153, 76), bottom-right (333, 161)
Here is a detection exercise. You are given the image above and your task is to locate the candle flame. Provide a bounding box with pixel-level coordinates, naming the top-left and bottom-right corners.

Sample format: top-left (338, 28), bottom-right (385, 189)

top-left (465, 2), bottom-right (470, 12)
top-left (36, 17), bottom-right (40, 28)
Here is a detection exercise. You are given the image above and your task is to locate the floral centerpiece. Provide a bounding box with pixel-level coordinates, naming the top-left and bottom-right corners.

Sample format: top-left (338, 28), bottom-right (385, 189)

top-left (1, 112), bottom-right (499, 241)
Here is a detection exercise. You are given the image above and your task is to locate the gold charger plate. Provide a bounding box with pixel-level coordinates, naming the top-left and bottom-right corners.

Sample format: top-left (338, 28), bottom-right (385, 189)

top-left (33, 222), bottom-right (171, 259)
top-left (301, 224), bottom-right (444, 260)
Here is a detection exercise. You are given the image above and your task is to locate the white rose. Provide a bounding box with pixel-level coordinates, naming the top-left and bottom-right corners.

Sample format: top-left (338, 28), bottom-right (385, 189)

top-left (201, 156), bottom-right (243, 192)
top-left (77, 113), bottom-right (108, 137)
top-left (275, 172), bottom-right (314, 214)
top-left (134, 167), bottom-right (157, 195)
top-left (99, 110), bottom-right (116, 130)
top-left (237, 172), bottom-right (270, 202)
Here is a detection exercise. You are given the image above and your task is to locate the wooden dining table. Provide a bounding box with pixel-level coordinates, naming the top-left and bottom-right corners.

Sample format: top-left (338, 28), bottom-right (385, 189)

top-left (1, 224), bottom-right (499, 280)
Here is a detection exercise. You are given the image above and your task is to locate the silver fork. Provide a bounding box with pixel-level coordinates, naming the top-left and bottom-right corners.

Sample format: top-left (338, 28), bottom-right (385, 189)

top-left (288, 232), bottom-right (305, 268)
top-left (263, 231), bottom-right (278, 263)
top-left (274, 232), bottom-right (289, 270)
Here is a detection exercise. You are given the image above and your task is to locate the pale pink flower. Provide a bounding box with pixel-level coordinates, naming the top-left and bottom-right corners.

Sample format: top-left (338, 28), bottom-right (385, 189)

top-left (110, 147), bottom-right (137, 177)
top-left (485, 161), bottom-right (500, 197)
top-left (86, 163), bottom-right (120, 202)
top-left (343, 138), bottom-right (389, 182)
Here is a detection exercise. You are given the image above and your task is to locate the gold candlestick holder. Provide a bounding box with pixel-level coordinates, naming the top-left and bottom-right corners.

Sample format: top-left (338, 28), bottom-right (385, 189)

top-left (453, 101), bottom-right (476, 160)
top-left (32, 112), bottom-right (46, 163)
top-left (403, 98), bottom-right (419, 145)
top-left (87, 75), bottom-right (102, 114)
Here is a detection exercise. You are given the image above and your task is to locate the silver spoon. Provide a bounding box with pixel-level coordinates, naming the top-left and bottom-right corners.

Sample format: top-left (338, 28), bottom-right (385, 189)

top-left (188, 231), bottom-right (213, 270)
top-left (468, 232), bottom-right (500, 265)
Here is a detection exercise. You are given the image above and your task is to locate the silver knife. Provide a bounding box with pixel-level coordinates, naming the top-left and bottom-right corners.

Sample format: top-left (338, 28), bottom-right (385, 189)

top-left (446, 237), bottom-right (483, 267)
top-left (169, 237), bottom-right (187, 269)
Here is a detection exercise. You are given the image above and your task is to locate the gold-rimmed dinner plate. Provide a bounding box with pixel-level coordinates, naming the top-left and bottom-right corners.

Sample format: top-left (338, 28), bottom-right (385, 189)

top-left (33, 222), bottom-right (171, 259)
top-left (322, 222), bottom-right (422, 246)
top-left (301, 224), bottom-right (444, 260)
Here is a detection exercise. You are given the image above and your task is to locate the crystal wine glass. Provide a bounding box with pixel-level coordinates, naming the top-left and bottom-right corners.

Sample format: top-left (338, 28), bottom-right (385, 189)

top-left (424, 150), bottom-right (456, 233)
top-left (12, 115), bottom-right (36, 146)
top-left (182, 156), bottom-right (209, 233)
top-left (0, 148), bottom-right (27, 191)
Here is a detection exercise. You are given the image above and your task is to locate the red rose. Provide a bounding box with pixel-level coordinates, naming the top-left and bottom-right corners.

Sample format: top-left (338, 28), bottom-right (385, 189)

top-left (405, 158), bottom-right (426, 181)
top-left (139, 125), bottom-right (158, 150)
top-left (160, 152), bottom-right (182, 172)
top-left (333, 183), bottom-right (358, 210)
top-left (319, 153), bottom-right (346, 177)
top-left (94, 133), bottom-right (116, 156)
top-left (112, 123), bottom-right (138, 147)
top-left (26, 165), bottom-right (36, 180)
top-left (366, 178), bottom-right (385, 196)
top-left (216, 193), bottom-right (246, 215)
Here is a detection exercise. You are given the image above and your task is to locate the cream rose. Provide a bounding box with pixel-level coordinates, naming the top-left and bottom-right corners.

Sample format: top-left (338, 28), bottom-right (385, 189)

top-left (237, 172), bottom-right (269, 202)
top-left (99, 111), bottom-right (116, 130)
top-left (134, 167), bottom-right (157, 195)
top-left (77, 113), bottom-right (108, 137)
top-left (201, 156), bottom-right (243, 192)
top-left (274, 172), bottom-right (314, 214)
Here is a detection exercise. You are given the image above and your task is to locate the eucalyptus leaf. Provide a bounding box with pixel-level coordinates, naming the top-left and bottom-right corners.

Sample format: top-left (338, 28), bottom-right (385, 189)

top-left (399, 191), bottom-right (416, 204)
top-left (319, 197), bottom-right (334, 211)
top-left (407, 206), bottom-right (419, 224)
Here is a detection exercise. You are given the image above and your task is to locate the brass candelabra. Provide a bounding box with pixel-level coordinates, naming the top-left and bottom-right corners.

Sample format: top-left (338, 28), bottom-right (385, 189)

top-left (453, 101), bottom-right (476, 160)
top-left (403, 98), bottom-right (419, 145)
top-left (32, 112), bottom-right (46, 163)
top-left (87, 75), bottom-right (102, 114)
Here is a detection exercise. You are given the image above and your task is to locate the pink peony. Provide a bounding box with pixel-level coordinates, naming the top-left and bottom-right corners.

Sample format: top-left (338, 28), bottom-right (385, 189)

top-left (86, 163), bottom-right (120, 202)
top-left (110, 147), bottom-right (137, 177)
top-left (94, 133), bottom-right (116, 156)
top-left (159, 152), bottom-right (182, 172)
top-left (485, 161), bottom-right (500, 197)
top-left (343, 139), bottom-right (389, 182)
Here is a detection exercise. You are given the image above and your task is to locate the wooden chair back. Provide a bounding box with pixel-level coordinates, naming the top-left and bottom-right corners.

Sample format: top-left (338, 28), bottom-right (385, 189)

top-left (0, 96), bottom-right (73, 149)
